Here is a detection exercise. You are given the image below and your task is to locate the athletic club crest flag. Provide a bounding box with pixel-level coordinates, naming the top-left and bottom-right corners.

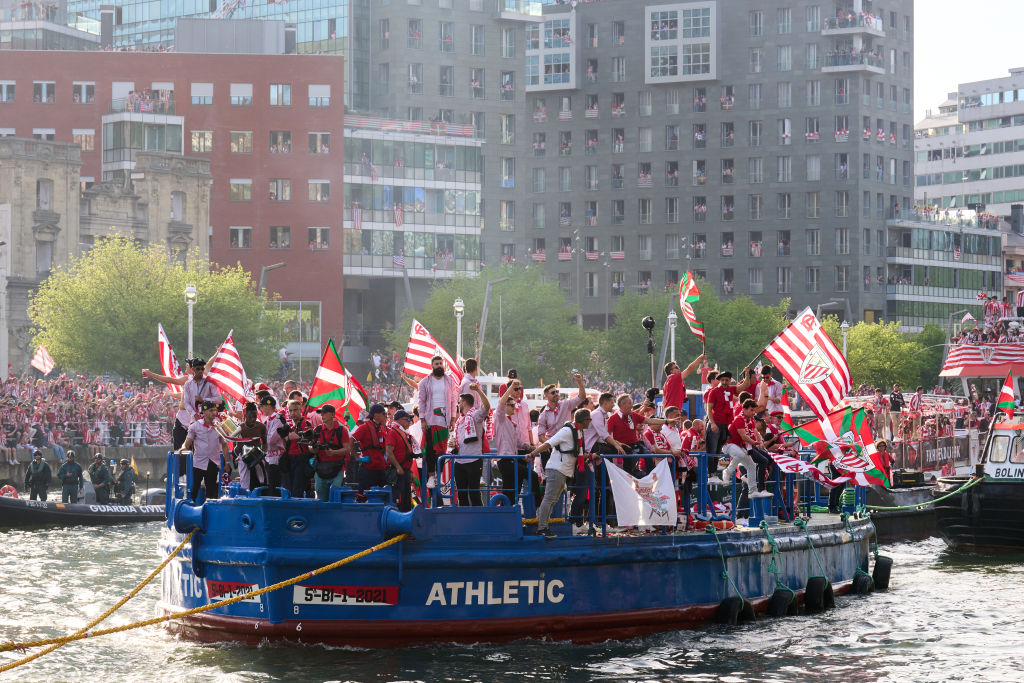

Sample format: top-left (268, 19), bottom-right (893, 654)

top-left (605, 459), bottom-right (677, 527)
top-left (761, 307), bottom-right (851, 419)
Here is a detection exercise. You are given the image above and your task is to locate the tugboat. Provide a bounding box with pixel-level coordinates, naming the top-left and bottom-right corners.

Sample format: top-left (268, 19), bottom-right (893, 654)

top-left (934, 417), bottom-right (1024, 551)
top-left (158, 452), bottom-right (884, 647)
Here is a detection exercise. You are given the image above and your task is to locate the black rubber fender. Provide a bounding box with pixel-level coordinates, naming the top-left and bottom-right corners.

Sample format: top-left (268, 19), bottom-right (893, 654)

top-left (822, 579), bottom-right (835, 608)
top-left (715, 596), bottom-right (743, 625)
top-left (873, 555), bottom-right (894, 591)
top-left (852, 572), bottom-right (874, 594)
top-left (804, 576), bottom-right (829, 613)
top-left (738, 599), bottom-right (755, 624)
top-left (766, 588), bottom-right (797, 617)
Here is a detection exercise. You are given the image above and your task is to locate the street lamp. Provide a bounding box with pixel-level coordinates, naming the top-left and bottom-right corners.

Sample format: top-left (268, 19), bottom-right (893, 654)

top-left (666, 310), bottom-right (678, 362)
top-left (840, 319), bottom-right (850, 357)
top-left (453, 297), bottom-right (465, 362)
top-left (184, 283), bottom-right (197, 358)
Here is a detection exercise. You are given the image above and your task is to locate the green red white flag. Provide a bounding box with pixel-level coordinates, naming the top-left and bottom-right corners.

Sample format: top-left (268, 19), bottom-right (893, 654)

top-left (307, 339), bottom-right (368, 429)
top-left (779, 386), bottom-right (795, 432)
top-left (678, 271), bottom-right (705, 342)
top-left (787, 406), bottom-right (890, 486)
top-left (997, 371), bottom-right (1016, 417)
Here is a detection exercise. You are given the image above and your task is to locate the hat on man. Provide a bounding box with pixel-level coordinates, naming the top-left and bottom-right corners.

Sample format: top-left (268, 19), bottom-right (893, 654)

top-left (254, 382), bottom-right (271, 392)
top-left (317, 404), bottom-right (336, 414)
top-left (387, 400), bottom-right (403, 409)
top-left (33, 449), bottom-right (42, 458)
top-left (187, 357), bottom-right (206, 368)
top-left (368, 404), bottom-right (387, 416)
top-left (770, 410), bottom-right (784, 417)
top-left (119, 458), bottom-right (130, 465)
top-left (259, 395), bottom-right (277, 408)
top-left (200, 400), bottom-right (218, 412)
top-left (93, 453), bottom-right (103, 460)
top-left (393, 410), bottom-right (412, 422)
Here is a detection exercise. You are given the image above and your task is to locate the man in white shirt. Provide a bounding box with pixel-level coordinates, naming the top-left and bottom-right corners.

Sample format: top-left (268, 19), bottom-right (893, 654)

top-left (527, 408), bottom-right (593, 539)
top-left (416, 355), bottom-right (459, 494)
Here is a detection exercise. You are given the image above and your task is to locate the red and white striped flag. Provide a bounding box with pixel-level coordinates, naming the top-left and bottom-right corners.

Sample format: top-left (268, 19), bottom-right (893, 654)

top-left (394, 203), bottom-right (404, 227)
top-left (30, 345), bottom-right (55, 375)
top-left (1017, 290), bottom-right (1024, 309)
top-left (206, 331), bottom-right (255, 404)
top-left (157, 323), bottom-right (183, 395)
top-left (403, 319), bottom-right (464, 381)
top-left (961, 312), bottom-right (975, 325)
top-left (352, 204), bottom-right (363, 230)
top-left (761, 307), bottom-right (851, 419)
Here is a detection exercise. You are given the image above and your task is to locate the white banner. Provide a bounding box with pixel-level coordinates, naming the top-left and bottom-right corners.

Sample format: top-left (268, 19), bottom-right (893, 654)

top-left (605, 458), bottom-right (677, 527)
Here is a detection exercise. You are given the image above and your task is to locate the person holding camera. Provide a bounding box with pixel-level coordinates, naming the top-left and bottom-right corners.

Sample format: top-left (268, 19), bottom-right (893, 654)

top-left (527, 408), bottom-right (594, 539)
top-left (259, 395), bottom-right (286, 490)
top-left (280, 399), bottom-right (315, 497)
top-left (352, 404), bottom-right (395, 501)
top-left (311, 405), bottom-right (351, 501)
top-left (233, 402), bottom-right (268, 492)
top-left (451, 383), bottom-right (490, 506)
top-left (661, 353), bottom-right (706, 412)
top-left (180, 400), bottom-right (230, 502)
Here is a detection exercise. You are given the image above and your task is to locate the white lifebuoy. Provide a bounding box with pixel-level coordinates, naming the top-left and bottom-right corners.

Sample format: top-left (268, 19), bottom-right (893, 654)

top-left (0, 484), bottom-right (18, 498)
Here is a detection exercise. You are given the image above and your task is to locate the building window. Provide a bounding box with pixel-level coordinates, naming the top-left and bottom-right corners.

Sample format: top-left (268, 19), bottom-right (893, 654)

top-left (532, 168), bottom-right (545, 193)
top-left (72, 82), bottom-right (95, 104)
top-left (307, 180), bottom-right (330, 202)
top-left (308, 227), bottom-right (330, 250)
top-left (269, 178), bottom-right (291, 201)
top-left (835, 265), bottom-right (849, 292)
top-left (502, 158), bottom-right (516, 188)
top-left (777, 267), bottom-right (791, 294)
top-left (806, 192), bottom-right (821, 218)
top-left (269, 131), bottom-right (291, 154)
top-left (230, 83), bottom-right (253, 106)
top-left (229, 226), bottom-right (252, 249)
top-left (380, 18), bottom-right (390, 49)
top-left (33, 81), bottom-right (55, 104)
top-left (308, 84), bottom-right (331, 107)
top-left (408, 19), bottom-right (423, 48)
top-left (836, 228), bottom-right (850, 255)
top-left (230, 131), bottom-right (253, 154)
top-left (439, 21), bottom-right (454, 52)
top-left (500, 200), bottom-right (515, 231)
top-left (806, 267), bottom-right (820, 293)
top-left (269, 83), bottom-right (291, 106)
top-left (501, 27), bottom-right (516, 58)
top-left (269, 226), bottom-right (290, 249)
top-left (500, 114), bottom-right (515, 144)
top-left (309, 132), bottom-right (330, 154)
top-left (471, 24), bottom-right (485, 55)
top-left (191, 130), bottom-right (213, 153)
top-left (229, 180), bottom-right (252, 201)
top-left (532, 203), bottom-right (545, 229)
top-left (835, 190), bottom-right (849, 217)
top-left (72, 129), bottom-right (95, 151)
top-left (0, 82), bottom-right (15, 103)
top-left (190, 82), bottom-right (213, 105)
top-left (749, 194), bottom-right (763, 220)
top-left (36, 178), bottom-right (52, 209)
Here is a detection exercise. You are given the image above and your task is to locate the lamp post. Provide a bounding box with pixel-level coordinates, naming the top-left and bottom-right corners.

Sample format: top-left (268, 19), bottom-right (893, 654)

top-left (667, 310), bottom-right (678, 362)
top-left (184, 283), bottom-right (197, 358)
top-left (453, 297), bottom-right (465, 362)
top-left (840, 319), bottom-right (850, 357)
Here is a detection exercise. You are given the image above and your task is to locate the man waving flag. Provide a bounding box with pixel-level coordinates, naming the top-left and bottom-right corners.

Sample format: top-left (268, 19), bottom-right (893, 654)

top-left (308, 339), bottom-right (368, 429)
top-left (157, 323), bottom-right (184, 395)
top-left (997, 371), bottom-right (1017, 418)
top-left (678, 270), bottom-right (705, 342)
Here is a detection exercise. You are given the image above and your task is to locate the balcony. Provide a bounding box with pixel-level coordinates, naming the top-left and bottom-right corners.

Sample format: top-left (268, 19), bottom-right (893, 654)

top-left (885, 284), bottom-right (990, 301)
top-left (109, 96), bottom-right (174, 115)
top-left (886, 245), bottom-right (1000, 267)
top-left (822, 51), bottom-right (885, 74)
top-left (822, 14), bottom-right (886, 38)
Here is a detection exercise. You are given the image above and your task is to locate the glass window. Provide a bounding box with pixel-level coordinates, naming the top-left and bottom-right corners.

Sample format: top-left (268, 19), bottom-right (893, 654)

top-left (269, 83), bottom-right (291, 106)
top-left (230, 131), bottom-right (252, 153)
top-left (229, 181), bottom-right (252, 201)
top-left (191, 130), bottom-right (213, 153)
top-left (229, 226), bottom-right (251, 248)
top-left (307, 180), bottom-right (330, 202)
top-left (269, 226), bottom-right (290, 249)
top-left (308, 227), bottom-right (330, 250)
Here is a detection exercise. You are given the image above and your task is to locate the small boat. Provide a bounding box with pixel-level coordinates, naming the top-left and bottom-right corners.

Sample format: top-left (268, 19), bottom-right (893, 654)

top-left (934, 418), bottom-right (1024, 551)
top-left (0, 487), bottom-right (165, 528)
top-left (867, 482), bottom-right (936, 542)
top-left (158, 452), bottom-right (884, 647)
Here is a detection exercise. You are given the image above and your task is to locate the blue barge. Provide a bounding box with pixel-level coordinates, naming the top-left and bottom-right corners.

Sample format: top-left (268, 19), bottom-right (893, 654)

top-left (158, 453), bottom-right (877, 646)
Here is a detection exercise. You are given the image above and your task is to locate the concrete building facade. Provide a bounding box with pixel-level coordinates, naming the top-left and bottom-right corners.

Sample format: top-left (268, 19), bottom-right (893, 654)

top-left (518, 0), bottom-right (915, 326)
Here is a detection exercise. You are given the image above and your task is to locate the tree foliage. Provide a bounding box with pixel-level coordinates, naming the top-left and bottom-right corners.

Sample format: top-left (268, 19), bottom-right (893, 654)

top-left (30, 237), bottom-right (284, 378)
top-left (384, 265), bottom-right (592, 384)
top-left (821, 317), bottom-right (925, 390)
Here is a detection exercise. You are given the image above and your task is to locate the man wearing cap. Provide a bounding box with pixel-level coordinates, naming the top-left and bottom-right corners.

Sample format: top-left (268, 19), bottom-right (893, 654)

top-left (259, 395), bottom-right (286, 490)
top-left (114, 458), bottom-right (136, 505)
top-left (234, 402), bottom-right (268, 491)
top-left (181, 400), bottom-right (230, 501)
top-left (312, 404), bottom-right (351, 500)
top-left (388, 410), bottom-right (418, 511)
top-left (24, 449), bottom-right (52, 501)
top-left (352, 404), bottom-right (400, 500)
top-left (385, 400), bottom-right (403, 428)
top-left (88, 453), bottom-right (114, 504)
top-left (56, 450), bottom-right (85, 503)
top-left (281, 399), bottom-right (315, 497)
top-left (417, 355), bottom-right (459, 497)
top-left (143, 357), bottom-right (223, 473)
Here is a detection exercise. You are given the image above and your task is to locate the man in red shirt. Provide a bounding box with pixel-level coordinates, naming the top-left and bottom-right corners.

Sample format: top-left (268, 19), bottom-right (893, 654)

top-left (351, 404), bottom-right (398, 501)
top-left (387, 410), bottom-right (417, 511)
top-left (718, 399), bottom-right (771, 499)
top-left (704, 371), bottom-right (737, 466)
top-left (311, 404), bottom-right (351, 501)
top-left (607, 393), bottom-right (665, 476)
top-left (661, 353), bottom-right (706, 412)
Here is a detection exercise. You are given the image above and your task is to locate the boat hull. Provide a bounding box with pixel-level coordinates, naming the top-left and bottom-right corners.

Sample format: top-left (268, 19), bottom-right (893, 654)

top-left (934, 477), bottom-right (1024, 551)
top-left (867, 485), bottom-right (937, 541)
top-left (156, 493), bottom-right (873, 646)
top-left (0, 494), bottom-right (164, 528)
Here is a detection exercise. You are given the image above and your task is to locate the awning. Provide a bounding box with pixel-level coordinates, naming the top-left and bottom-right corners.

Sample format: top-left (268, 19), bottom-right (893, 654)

top-left (940, 343), bottom-right (1024, 377)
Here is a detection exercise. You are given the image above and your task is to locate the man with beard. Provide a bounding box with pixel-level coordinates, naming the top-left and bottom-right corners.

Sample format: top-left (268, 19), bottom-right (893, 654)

top-left (143, 358), bottom-right (223, 474)
top-left (416, 356), bottom-right (459, 500)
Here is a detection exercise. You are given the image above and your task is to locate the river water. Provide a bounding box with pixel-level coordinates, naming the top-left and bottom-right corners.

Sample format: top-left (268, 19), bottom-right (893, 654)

top-left (1, 523), bottom-right (1022, 682)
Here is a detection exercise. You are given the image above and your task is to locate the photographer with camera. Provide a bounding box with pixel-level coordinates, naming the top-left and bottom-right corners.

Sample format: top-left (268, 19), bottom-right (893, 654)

top-left (233, 402), bottom-right (267, 492)
top-left (279, 399), bottom-right (315, 497)
top-left (310, 405), bottom-right (351, 501)
top-left (351, 404), bottom-right (395, 501)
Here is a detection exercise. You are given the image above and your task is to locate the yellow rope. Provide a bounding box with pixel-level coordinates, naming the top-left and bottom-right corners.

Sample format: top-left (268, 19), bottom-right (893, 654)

top-left (0, 532), bottom-right (410, 671)
top-left (0, 529), bottom-right (196, 673)
top-left (521, 518), bottom-right (565, 525)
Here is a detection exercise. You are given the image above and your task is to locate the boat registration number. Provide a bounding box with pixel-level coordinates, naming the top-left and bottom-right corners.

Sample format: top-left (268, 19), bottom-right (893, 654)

top-left (990, 466), bottom-right (1024, 478)
top-left (292, 585), bottom-right (398, 606)
top-left (206, 580), bottom-right (262, 604)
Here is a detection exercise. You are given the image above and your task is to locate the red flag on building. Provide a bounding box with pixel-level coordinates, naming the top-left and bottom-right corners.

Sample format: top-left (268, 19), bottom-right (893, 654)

top-left (205, 331), bottom-right (254, 404)
top-left (761, 307), bottom-right (851, 419)
top-left (157, 323), bottom-right (183, 395)
top-left (403, 319), bottom-right (463, 381)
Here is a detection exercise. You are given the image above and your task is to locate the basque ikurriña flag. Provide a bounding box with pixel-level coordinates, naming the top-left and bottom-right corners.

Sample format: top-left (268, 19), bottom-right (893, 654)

top-left (997, 371), bottom-right (1016, 417)
top-left (761, 307), bottom-right (851, 419)
top-left (678, 271), bottom-right (705, 342)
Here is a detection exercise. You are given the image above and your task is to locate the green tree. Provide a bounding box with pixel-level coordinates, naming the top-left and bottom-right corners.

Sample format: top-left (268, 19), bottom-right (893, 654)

top-left (384, 265), bottom-right (592, 385)
top-left (30, 237), bottom-right (284, 378)
top-left (603, 289), bottom-right (676, 385)
top-left (697, 289), bottom-right (790, 373)
top-left (841, 321), bottom-right (924, 389)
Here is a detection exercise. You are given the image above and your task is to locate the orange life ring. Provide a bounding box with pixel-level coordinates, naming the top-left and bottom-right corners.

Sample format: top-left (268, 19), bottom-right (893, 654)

top-left (0, 484), bottom-right (18, 498)
top-left (687, 517), bottom-right (735, 532)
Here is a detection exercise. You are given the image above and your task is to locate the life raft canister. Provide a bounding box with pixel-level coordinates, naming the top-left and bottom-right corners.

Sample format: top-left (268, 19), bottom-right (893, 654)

top-left (0, 484), bottom-right (18, 498)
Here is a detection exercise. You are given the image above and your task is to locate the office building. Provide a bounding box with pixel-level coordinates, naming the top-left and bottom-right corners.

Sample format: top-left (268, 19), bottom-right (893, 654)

top-left (519, 0), bottom-right (915, 326)
top-left (0, 51), bottom-right (345, 375)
